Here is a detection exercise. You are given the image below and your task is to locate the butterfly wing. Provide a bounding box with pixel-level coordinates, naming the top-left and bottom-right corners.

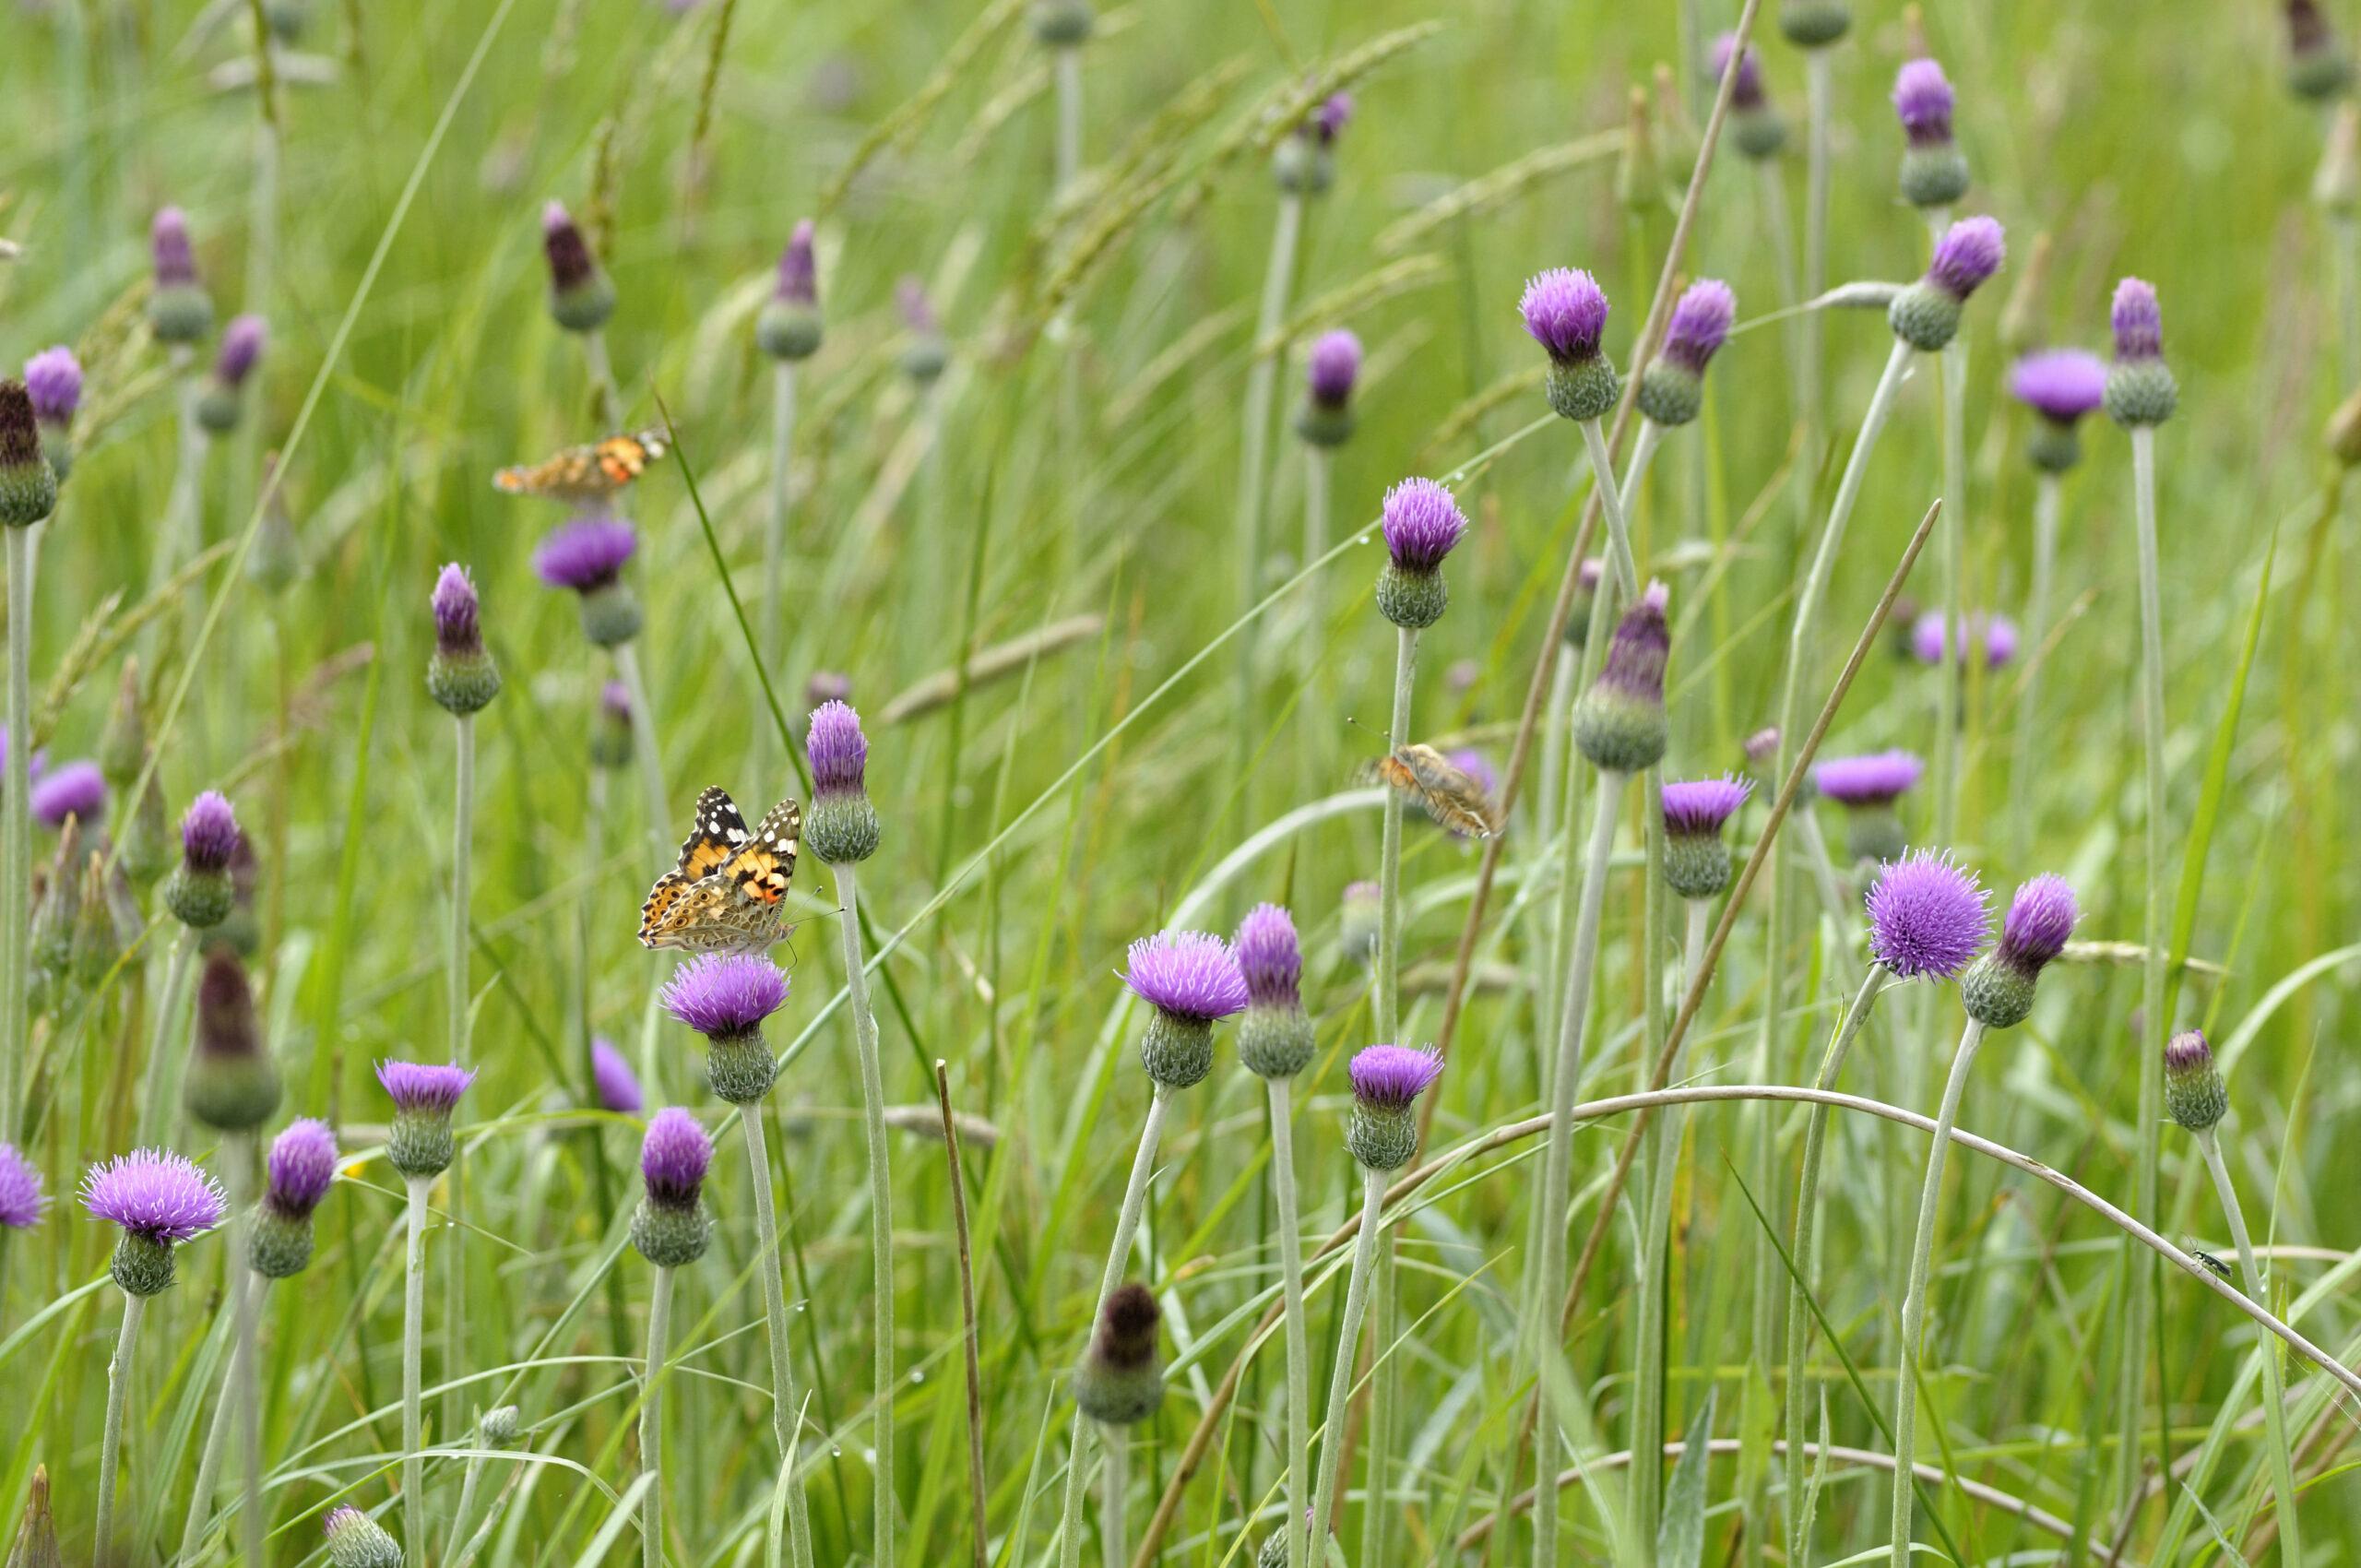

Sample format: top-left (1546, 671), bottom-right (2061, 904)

top-left (676, 786), bottom-right (753, 879)
top-left (638, 871), bottom-right (697, 948)
top-left (493, 431), bottom-right (665, 501)
top-left (1396, 744), bottom-right (1502, 838)
top-left (722, 798), bottom-right (801, 907)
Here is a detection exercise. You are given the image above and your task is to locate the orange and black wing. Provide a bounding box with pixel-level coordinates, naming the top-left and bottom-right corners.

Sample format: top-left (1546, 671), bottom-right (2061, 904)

top-left (723, 798), bottom-right (801, 906)
top-left (675, 786), bottom-right (753, 880)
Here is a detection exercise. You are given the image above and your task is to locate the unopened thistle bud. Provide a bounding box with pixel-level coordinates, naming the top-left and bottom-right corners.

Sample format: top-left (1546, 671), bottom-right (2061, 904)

top-left (1074, 1282), bottom-right (1165, 1425)
top-left (322, 1504), bottom-right (403, 1568)
top-left (0, 381), bottom-right (57, 530)
top-left (631, 1107), bottom-right (715, 1267)
top-left (1811, 749), bottom-right (1921, 863)
top-left (1892, 59), bottom-right (1969, 208)
top-left (1615, 88), bottom-right (1660, 215)
top-left (428, 564), bottom-right (502, 715)
top-left (2165, 1028), bottom-right (2228, 1132)
top-left (591, 680), bottom-right (635, 769)
top-left (23, 346), bottom-right (80, 483)
top-left (72, 852), bottom-right (136, 992)
top-left (896, 279), bottom-right (950, 385)
top-left (533, 516), bottom-right (642, 646)
top-left (1294, 329), bottom-right (1362, 447)
top-left (29, 826), bottom-right (83, 1002)
top-left (2010, 350), bottom-right (2107, 472)
top-left (756, 220), bottom-right (824, 362)
top-left (1273, 91), bottom-right (1351, 195)
top-left (1714, 35), bottom-right (1786, 160)
top-left (479, 1406), bottom-right (523, 1446)
top-left (251, 1117), bottom-right (338, 1277)
top-left (1235, 903), bottom-right (1315, 1078)
top-left (1573, 583), bottom-right (1670, 774)
top-left (1960, 873), bottom-right (2076, 1028)
top-left (98, 662), bottom-right (147, 790)
top-left (1778, 0), bottom-right (1849, 48)
top-left (663, 953), bottom-right (789, 1104)
top-left (2105, 278), bottom-right (2177, 428)
top-left (2288, 0), bottom-right (2355, 101)
top-left (1638, 279), bottom-right (1736, 427)
top-left (1340, 881), bottom-right (1381, 968)
top-left (147, 207), bottom-right (214, 345)
top-left (164, 790), bottom-right (243, 928)
top-left (81, 1148), bottom-right (226, 1297)
top-left (806, 700), bottom-right (879, 863)
top-left (1521, 267), bottom-right (1619, 423)
top-left (1031, 0), bottom-right (1093, 44)
top-left (375, 1061), bottom-right (476, 1179)
top-left (1661, 776), bottom-right (1752, 900)
top-left (542, 201), bottom-right (616, 333)
top-left (196, 314), bottom-right (267, 434)
top-left (1121, 931), bottom-right (1250, 1089)
top-left (184, 949), bottom-right (282, 1134)
top-left (1374, 478), bottom-right (1470, 629)
top-left (1864, 850), bottom-right (1989, 982)
top-left (1345, 1043), bottom-right (1443, 1170)
top-left (1890, 215), bottom-right (2005, 351)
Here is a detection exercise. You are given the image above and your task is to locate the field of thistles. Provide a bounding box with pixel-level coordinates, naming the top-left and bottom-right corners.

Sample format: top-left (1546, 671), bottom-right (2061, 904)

top-left (4, 1), bottom-right (2360, 1564)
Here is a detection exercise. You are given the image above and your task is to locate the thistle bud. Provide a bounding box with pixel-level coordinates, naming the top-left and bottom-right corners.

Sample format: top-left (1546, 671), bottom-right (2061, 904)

top-left (1273, 92), bottom-right (1351, 195)
top-left (631, 1107), bottom-right (715, 1268)
top-left (1374, 478), bottom-right (1470, 629)
top-left (1520, 268), bottom-right (1619, 423)
top-left (2329, 385), bottom-right (2361, 469)
top-left (806, 701), bottom-right (880, 863)
top-left (1615, 88), bottom-right (1659, 215)
top-left (251, 1117), bottom-right (338, 1277)
top-left (0, 382), bottom-right (58, 530)
top-left (1573, 584), bottom-right (1670, 775)
top-left (428, 564), bottom-right (502, 715)
top-left (1345, 1043), bottom-right (1443, 1170)
top-left (248, 452), bottom-right (303, 595)
top-left (756, 221), bottom-right (824, 362)
top-left (147, 207), bottom-right (215, 345)
top-left (323, 1505), bottom-right (403, 1568)
top-left (1030, 0), bottom-right (1093, 45)
top-left (1892, 60), bottom-right (1969, 209)
top-left (120, 775), bottom-right (173, 887)
top-left (23, 346), bottom-right (81, 483)
top-left (1959, 874), bottom-right (2076, 1028)
top-left (376, 1061), bottom-right (476, 1179)
top-left (2105, 278), bottom-right (2177, 428)
top-left (480, 1406), bottom-right (524, 1445)
top-left (98, 662), bottom-right (147, 790)
top-left (1074, 1282), bottom-right (1165, 1426)
top-left (1235, 903), bottom-right (1315, 1078)
top-left (1660, 776), bottom-right (1751, 900)
top-left (2288, 0), bottom-right (2355, 101)
top-left (2010, 350), bottom-right (2106, 474)
top-left (896, 279), bottom-right (950, 385)
top-left (1294, 329), bottom-right (1362, 447)
top-left (29, 826), bottom-right (84, 1007)
top-left (184, 949), bottom-right (283, 1133)
top-left (591, 680), bottom-right (635, 769)
top-left (2165, 1028), bottom-right (2227, 1132)
top-left (542, 201), bottom-right (616, 333)
top-left (1811, 750), bottom-right (1921, 864)
top-left (1563, 557), bottom-right (1606, 647)
top-left (1121, 932), bottom-right (1249, 1089)
top-left (1636, 279), bottom-right (1735, 427)
top-left (1889, 216), bottom-right (2005, 352)
top-left (1714, 35), bottom-right (1786, 160)
top-left (164, 791), bottom-right (243, 928)
top-left (196, 315), bottom-right (267, 434)
top-left (1778, 0), bottom-right (1850, 48)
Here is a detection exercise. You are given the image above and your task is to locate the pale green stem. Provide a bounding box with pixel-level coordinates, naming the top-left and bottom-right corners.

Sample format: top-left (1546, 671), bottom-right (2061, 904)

top-left (1057, 1086), bottom-right (1172, 1568)
top-left (1928, 210), bottom-right (1966, 846)
top-left (1364, 1229), bottom-right (1396, 1568)
top-left (1802, 49), bottom-right (1833, 434)
top-left (1374, 626), bottom-right (1418, 1043)
top-left (183, 1264), bottom-right (271, 1564)
top-left (612, 642), bottom-right (671, 871)
top-left (836, 861), bottom-right (896, 1567)
top-left (583, 329), bottom-right (623, 429)
top-left (1055, 47), bottom-right (1084, 196)
top-left (1788, 802), bottom-right (1857, 939)
top-left (136, 929), bottom-right (197, 1148)
top-left (1, 525), bottom-right (29, 1141)
top-left (1301, 445), bottom-right (1331, 683)
top-left (644, 1264), bottom-right (676, 1568)
top-left (1531, 770), bottom-right (1627, 1568)
top-left (1310, 1168), bottom-right (1387, 1558)
top-left (1783, 966), bottom-right (1886, 1562)
top-left (1890, 1017), bottom-right (1987, 1567)
top-left (2195, 1128), bottom-right (2302, 1564)
top-left (403, 1174), bottom-right (432, 1568)
top-left (1579, 419), bottom-right (1643, 594)
top-left (445, 710), bottom-right (475, 1446)
top-left (739, 1101), bottom-right (819, 1568)
top-left (160, 352), bottom-right (208, 589)
top-left (756, 363), bottom-right (799, 792)
top-left (2119, 422), bottom-right (2167, 1508)
top-left (1269, 1076), bottom-right (1312, 1568)
top-left (445, 1435), bottom-right (489, 1568)
top-left (2337, 214), bottom-right (2361, 391)
top-left (1230, 192), bottom-right (1305, 770)
top-left (2008, 472), bottom-right (2061, 858)
top-left (231, 1137), bottom-right (266, 1568)
top-left (96, 1291), bottom-right (147, 1560)
top-left (1100, 1420), bottom-right (1127, 1568)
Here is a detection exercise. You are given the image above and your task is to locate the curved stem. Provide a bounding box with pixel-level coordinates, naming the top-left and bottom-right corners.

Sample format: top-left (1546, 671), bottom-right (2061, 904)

top-left (643, 1264), bottom-right (675, 1568)
top-left (2197, 1129), bottom-right (2301, 1567)
top-left (1890, 1018), bottom-right (1987, 1567)
top-left (1374, 625), bottom-right (1418, 1043)
top-left (403, 1174), bottom-right (432, 1568)
top-left (96, 1291), bottom-right (146, 1559)
top-left (1269, 1077), bottom-right (1312, 1568)
top-left (1, 525), bottom-right (29, 1140)
top-left (739, 1101), bottom-right (819, 1568)
top-left (1310, 1169), bottom-right (1387, 1557)
top-left (835, 862), bottom-right (896, 1566)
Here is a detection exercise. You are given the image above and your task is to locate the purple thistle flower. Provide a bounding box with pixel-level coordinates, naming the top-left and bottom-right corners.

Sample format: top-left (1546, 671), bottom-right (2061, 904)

top-left (777, 220), bottom-right (819, 307)
top-left (152, 207), bottom-right (199, 287)
top-left (1574, 588), bottom-right (1671, 773)
top-left (1580, 558), bottom-right (1606, 589)
top-left (1909, 611), bottom-right (2018, 669)
top-left (2011, 350), bottom-right (2107, 422)
top-left (541, 200), bottom-right (596, 292)
top-left (805, 671), bottom-right (852, 707)
top-left (1660, 280), bottom-right (1736, 374)
top-left (376, 1060), bottom-right (476, 1115)
top-left (1347, 1043), bottom-right (1444, 1111)
top-left (662, 953), bottom-right (790, 1039)
top-left (808, 700), bottom-right (869, 795)
top-left (532, 516), bottom-right (638, 591)
top-left (80, 1148), bottom-right (226, 1243)
top-left (640, 1107), bottom-right (713, 1206)
top-left (1743, 727), bottom-right (1781, 768)
top-left (1519, 268), bottom-right (1611, 362)
top-left (1712, 33), bottom-right (1768, 108)
top-left (1122, 931), bottom-right (1250, 1023)
top-left (215, 314), bottom-right (267, 386)
top-left (1447, 747), bottom-right (1500, 799)
top-left (1813, 750), bottom-right (1924, 807)
top-left (1662, 775), bottom-right (1752, 837)
top-left (603, 681), bottom-right (633, 721)
top-left (1235, 903), bottom-right (1303, 1010)
top-left (0, 1142), bottom-right (46, 1229)
top-left (264, 1119), bottom-right (338, 1219)
top-left (1307, 330), bottom-right (1362, 410)
top-left (1892, 58), bottom-right (1955, 145)
top-left (2111, 278), bottom-right (2165, 361)
top-left (1865, 850), bottom-right (1988, 980)
top-left (180, 790), bottom-right (242, 873)
top-left (1380, 478), bottom-right (1468, 573)
top-left (591, 1038), bottom-right (645, 1114)
top-left (2165, 1028), bottom-right (2227, 1130)
top-left (23, 347), bottom-right (80, 425)
top-left (1926, 216), bottom-right (2005, 300)
top-left (432, 564), bottom-right (483, 654)
top-left (30, 761), bottom-right (105, 829)
top-left (1311, 91), bottom-right (1353, 145)
top-left (1995, 873), bottom-right (2077, 969)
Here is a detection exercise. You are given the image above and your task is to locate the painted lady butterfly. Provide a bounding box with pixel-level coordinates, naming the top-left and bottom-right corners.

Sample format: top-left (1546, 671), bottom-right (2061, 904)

top-left (1370, 743), bottom-right (1503, 838)
top-left (493, 430), bottom-right (669, 503)
top-left (637, 786), bottom-right (801, 954)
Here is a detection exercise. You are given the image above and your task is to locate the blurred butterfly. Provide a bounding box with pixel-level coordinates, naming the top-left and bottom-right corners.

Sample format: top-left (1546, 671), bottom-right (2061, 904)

top-left (638, 786), bottom-right (801, 954)
top-left (493, 429), bottom-right (669, 502)
top-left (1370, 743), bottom-right (1503, 838)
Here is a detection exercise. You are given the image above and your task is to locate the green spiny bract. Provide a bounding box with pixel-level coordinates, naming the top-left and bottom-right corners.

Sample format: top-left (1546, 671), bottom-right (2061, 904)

top-left (111, 1231), bottom-right (177, 1297)
top-left (1543, 355), bottom-right (1619, 423)
top-left (1139, 1009), bottom-right (1215, 1089)
top-left (1888, 282), bottom-right (1964, 352)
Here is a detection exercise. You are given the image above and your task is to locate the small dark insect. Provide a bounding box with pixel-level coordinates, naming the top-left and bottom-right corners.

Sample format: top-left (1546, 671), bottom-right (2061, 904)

top-left (2188, 1244), bottom-right (2234, 1281)
top-left (1370, 743), bottom-right (1503, 838)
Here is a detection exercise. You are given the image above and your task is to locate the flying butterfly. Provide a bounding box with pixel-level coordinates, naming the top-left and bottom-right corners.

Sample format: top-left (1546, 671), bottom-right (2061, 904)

top-left (493, 429), bottom-right (670, 503)
top-left (1370, 742), bottom-right (1504, 838)
top-left (638, 786), bottom-right (801, 955)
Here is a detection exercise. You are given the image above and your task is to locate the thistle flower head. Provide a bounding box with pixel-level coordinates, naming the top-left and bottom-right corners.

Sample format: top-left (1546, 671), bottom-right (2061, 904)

top-left (1812, 749), bottom-right (1923, 807)
top-left (1865, 850), bottom-right (1988, 980)
top-left (2165, 1028), bottom-right (2228, 1131)
top-left (432, 564), bottom-right (482, 652)
top-left (264, 1118), bottom-right (338, 1219)
top-left (540, 200), bottom-right (615, 332)
top-left (640, 1107), bottom-right (713, 1206)
top-left (808, 700), bottom-right (869, 795)
top-left (662, 953), bottom-right (789, 1040)
top-left (0, 1143), bottom-right (46, 1229)
top-left (777, 220), bottom-right (819, 306)
top-left (147, 208), bottom-right (213, 345)
top-left (1235, 903), bottom-right (1303, 1009)
top-left (1347, 1043), bottom-right (1444, 1111)
top-left (180, 790), bottom-right (242, 872)
top-left (1519, 269), bottom-right (1611, 362)
top-left (1662, 279), bottom-right (1736, 373)
top-left (1927, 216), bottom-right (2005, 299)
top-left (532, 516), bottom-right (637, 592)
top-left (80, 1148), bottom-right (225, 1244)
top-left (23, 348), bottom-right (81, 425)
top-left (1311, 91), bottom-right (1353, 146)
top-left (1574, 587), bottom-right (1671, 773)
top-left (896, 278), bottom-right (950, 382)
top-left (2106, 277), bottom-right (2177, 426)
top-left (1307, 329), bottom-right (1362, 410)
top-left (1380, 478), bottom-right (1468, 573)
top-left (323, 1504), bottom-right (403, 1568)
top-left (1074, 1281), bottom-right (1166, 1426)
top-left (2287, 0), bottom-right (2355, 99)
top-left (1122, 932), bottom-right (1250, 1022)
top-left (186, 948), bottom-right (281, 1133)
top-left (1909, 611), bottom-right (2018, 669)
top-left (215, 314), bottom-right (267, 386)
top-left (2111, 278), bottom-right (2165, 361)
top-left (30, 762), bottom-right (105, 829)
top-left (0, 381), bottom-right (57, 529)
top-left (1743, 727), bottom-right (1781, 769)
top-left (376, 1060), bottom-right (476, 1115)
top-left (152, 206), bottom-right (199, 287)
top-left (2011, 350), bottom-right (2107, 422)
top-left (1662, 775), bottom-right (1752, 837)
top-left (1996, 873), bottom-right (2077, 968)
top-left (1892, 58), bottom-right (1955, 145)
top-left (591, 1038), bottom-right (645, 1114)
top-left (1712, 33), bottom-right (1767, 109)
top-left (759, 220), bottom-right (825, 360)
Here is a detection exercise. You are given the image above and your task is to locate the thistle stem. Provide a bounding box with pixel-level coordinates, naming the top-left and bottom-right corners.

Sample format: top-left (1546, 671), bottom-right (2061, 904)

top-left (835, 861), bottom-right (896, 1567)
top-left (643, 1263), bottom-right (675, 1568)
top-left (1310, 1168), bottom-right (1387, 1559)
top-left (1530, 769), bottom-right (1627, 1568)
top-left (2195, 1128), bottom-right (2301, 1566)
top-left (445, 710), bottom-right (475, 1447)
top-left (136, 929), bottom-right (197, 1149)
top-left (1579, 419), bottom-right (1643, 594)
top-left (1783, 965), bottom-right (1886, 1560)
top-left (2008, 471), bottom-right (2062, 857)
top-left (1100, 1420), bottom-right (1127, 1568)
top-left (403, 1173), bottom-right (432, 1568)
top-left (1374, 625), bottom-right (1419, 1043)
top-left (583, 329), bottom-right (623, 430)
top-left (1802, 48), bottom-right (1833, 435)
top-left (95, 1290), bottom-right (146, 1560)
top-left (1057, 1084), bottom-right (1171, 1568)
top-left (1890, 1017), bottom-right (1987, 1567)
top-left (1302, 446), bottom-right (1332, 682)
top-left (612, 642), bottom-right (671, 872)
top-left (1268, 1076), bottom-right (1312, 1568)
top-left (1230, 191), bottom-right (1305, 778)
top-left (756, 362), bottom-right (799, 791)
top-left (739, 1100), bottom-right (819, 1568)
top-left (1929, 263), bottom-right (1967, 845)
top-left (2336, 214), bottom-right (2361, 391)
top-left (1, 524), bottom-right (29, 1142)
top-left (230, 1135), bottom-right (266, 1568)
top-left (1363, 1230), bottom-right (1396, 1568)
